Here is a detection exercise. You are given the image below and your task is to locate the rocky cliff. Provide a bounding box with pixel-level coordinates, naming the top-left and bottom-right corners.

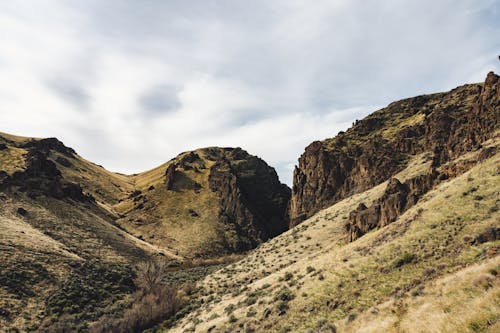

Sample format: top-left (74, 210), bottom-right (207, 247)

top-left (290, 72), bottom-right (499, 226)
top-left (116, 147), bottom-right (290, 256)
top-left (207, 148), bottom-right (291, 252)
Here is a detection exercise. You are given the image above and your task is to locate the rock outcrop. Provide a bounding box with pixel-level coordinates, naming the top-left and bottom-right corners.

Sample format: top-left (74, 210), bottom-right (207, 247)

top-left (23, 138), bottom-right (76, 157)
top-left (0, 143), bottom-right (93, 202)
top-left (207, 148), bottom-right (291, 251)
top-left (290, 72), bottom-right (499, 226)
top-left (347, 171), bottom-right (439, 241)
top-left (117, 146), bottom-right (291, 256)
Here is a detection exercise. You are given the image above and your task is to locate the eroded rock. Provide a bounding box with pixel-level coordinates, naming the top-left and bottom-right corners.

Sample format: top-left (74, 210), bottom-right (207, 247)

top-left (291, 72), bottom-right (499, 225)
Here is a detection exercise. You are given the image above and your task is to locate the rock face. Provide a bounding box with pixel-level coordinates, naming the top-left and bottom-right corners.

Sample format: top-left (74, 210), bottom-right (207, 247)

top-left (290, 72), bottom-right (499, 226)
top-left (0, 141), bottom-right (93, 202)
top-left (206, 148), bottom-right (291, 251)
top-left (160, 147), bottom-right (291, 252)
top-left (23, 138), bottom-right (76, 157)
top-left (347, 172), bottom-right (438, 241)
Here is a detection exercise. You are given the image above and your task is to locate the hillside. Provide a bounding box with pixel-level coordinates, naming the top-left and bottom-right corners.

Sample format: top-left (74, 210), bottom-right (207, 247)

top-left (169, 137), bottom-right (499, 333)
top-left (114, 147), bottom-right (290, 257)
top-left (290, 71), bottom-right (499, 226)
top-left (0, 133), bottom-right (290, 332)
top-left (0, 134), bottom-right (152, 331)
top-left (0, 72), bottom-right (498, 333)
top-left (167, 72), bottom-right (499, 333)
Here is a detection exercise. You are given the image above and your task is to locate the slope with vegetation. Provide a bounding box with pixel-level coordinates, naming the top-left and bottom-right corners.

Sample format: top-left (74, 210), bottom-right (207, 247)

top-left (0, 72), bottom-right (498, 333)
top-left (168, 72), bottom-right (499, 333)
top-left (0, 132), bottom-right (289, 332)
top-left (290, 71), bottom-right (499, 226)
top-left (114, 147), bottom-right (290, 257)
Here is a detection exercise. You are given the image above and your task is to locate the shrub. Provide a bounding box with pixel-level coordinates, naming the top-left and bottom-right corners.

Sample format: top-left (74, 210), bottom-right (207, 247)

top-left (274, 288), bottom-right (294, 302)
top-left (244, 295), bottom-right (258, 306)
top-left (276, 301), bottom-right (289, 313)
top-left (224, 304), bottom-right (236, 315)
top-left (316, 318), bottom-right (336, 333)
top-left (246, 308), bottom-right (257, 317)
top-left (88, 258), bottom-right (184, 333)
top-left (393, 253), bottom-right (416, 268)
top-left (472, 273), bottom-right (495, 290)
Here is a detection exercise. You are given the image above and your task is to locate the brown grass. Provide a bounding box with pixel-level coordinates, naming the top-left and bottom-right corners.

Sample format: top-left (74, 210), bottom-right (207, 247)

top-left (167, 138), bottom-right (500, 333)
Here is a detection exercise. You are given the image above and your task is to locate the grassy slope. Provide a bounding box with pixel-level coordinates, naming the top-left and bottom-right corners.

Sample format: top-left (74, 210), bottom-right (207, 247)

top-left (0, 192), bottom-right (155, 331)
top-left (169, 137), bottom-right (499, 333)
top-left (0, 132), bottom-right (175, 331)
top-left (113, 149), bottom-right (226, 258)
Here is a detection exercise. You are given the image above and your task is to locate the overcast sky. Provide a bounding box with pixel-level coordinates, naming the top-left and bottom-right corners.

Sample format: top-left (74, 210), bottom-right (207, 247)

top-left (1, 0), bottom-right (498, 185)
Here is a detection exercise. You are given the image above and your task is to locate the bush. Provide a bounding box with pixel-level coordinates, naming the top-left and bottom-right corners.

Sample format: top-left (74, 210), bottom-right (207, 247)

top-left (88, 258), bottom-right (184, 333)
top-left (316, 318), bottom-right (336, 333)
top-left (224, 304), bottom-right (236, 315)
top-left (246, 308), bottom-right (257, 317)
top-left (393, 253), bottom-right (416, 268)
top-left (276, 301), bottom-right (289, 313)
top-left (244, 295), bottom-right (258, 306)
top-left (274, 288), bottom-right (294, 302)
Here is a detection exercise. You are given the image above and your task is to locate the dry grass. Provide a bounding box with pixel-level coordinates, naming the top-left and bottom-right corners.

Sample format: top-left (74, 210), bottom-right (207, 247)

top-left (168, 139), bottom-right (499, 333)
top-left (0, 131), bottom-right (37, 143)
top-left (381, 112), bottom-right (426, 140)
top-left (341, 258), bottom-right (499, 333)
top-left (0, 146), bottom-right (28, 174)
top-left (113, 149), bottom-right (229, 258)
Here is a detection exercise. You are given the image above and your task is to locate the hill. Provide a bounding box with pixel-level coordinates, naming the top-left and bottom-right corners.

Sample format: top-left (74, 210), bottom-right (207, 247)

top-left (0, 134), bottom-right (289, 331)
top-left (0, 71), bottom-right (498, 333)
top-left (290, 71), bottom-right (499, 226)
top-left (167, 72), bottom-right (499, 332)
top-left (114, 147), bottom-right (290, 257)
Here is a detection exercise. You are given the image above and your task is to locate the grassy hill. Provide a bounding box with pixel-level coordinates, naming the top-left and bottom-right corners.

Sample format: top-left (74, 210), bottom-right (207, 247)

top-left (0, 133), bottom-right (289, 332)
top-left (168, 135), bottom-right (499, 333)
top-left (0, 72), bottom-right (497, 333)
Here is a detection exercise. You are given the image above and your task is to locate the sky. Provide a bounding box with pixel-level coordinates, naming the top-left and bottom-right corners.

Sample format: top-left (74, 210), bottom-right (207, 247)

top-left (0, 0), bottom-right (499, 185)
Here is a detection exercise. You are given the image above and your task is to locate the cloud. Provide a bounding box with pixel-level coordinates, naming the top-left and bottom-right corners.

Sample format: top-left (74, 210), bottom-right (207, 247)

top-left (0, 0), bottom-right (499, 185)
top-left (139, 84), bottom-right (181, 115)
top-left (46, 78), bottom-right (90, 110)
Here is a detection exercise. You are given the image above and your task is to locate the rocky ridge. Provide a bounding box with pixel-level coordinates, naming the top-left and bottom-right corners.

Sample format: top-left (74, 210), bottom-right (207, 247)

top-left (116, 147), bottom-right (290, 256)
top-left (0, 138), bottom-right (93, 202)
top-left (290, 72), bottom-right (499, 227)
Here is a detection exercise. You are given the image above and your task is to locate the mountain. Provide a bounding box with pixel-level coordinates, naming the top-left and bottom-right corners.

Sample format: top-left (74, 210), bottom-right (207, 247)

top-left (0, 133), bottom-right (289, 332)
top-left (114, 147), bottom-right (290, 257)
top-left (1, 72), bottom-right (498, 333)
top-left (290, 71), bottom-right (499, 226)
top-left (168, 72), bottom-right (499, 333)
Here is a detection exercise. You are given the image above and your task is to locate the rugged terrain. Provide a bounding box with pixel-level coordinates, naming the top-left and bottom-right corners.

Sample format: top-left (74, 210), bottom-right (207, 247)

top-left (114, 147), bottom-right (290, 257)
top-left (168, 72), bottom-right (499, 332)
top-left (0, 134), bottom-right (289, 332)
top-left (290, 71), bottom-right (499, 226)
top-left (0, 72), bottom-right (498, 333)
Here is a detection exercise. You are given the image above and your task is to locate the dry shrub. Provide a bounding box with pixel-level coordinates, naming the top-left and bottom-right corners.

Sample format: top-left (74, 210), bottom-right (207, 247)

top-left (89, 258), bottom-right (184, 333)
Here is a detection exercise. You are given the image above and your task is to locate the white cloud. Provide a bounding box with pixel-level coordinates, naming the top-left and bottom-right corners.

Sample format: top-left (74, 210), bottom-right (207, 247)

top-left (0, 0), bottom-right (498, 185)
